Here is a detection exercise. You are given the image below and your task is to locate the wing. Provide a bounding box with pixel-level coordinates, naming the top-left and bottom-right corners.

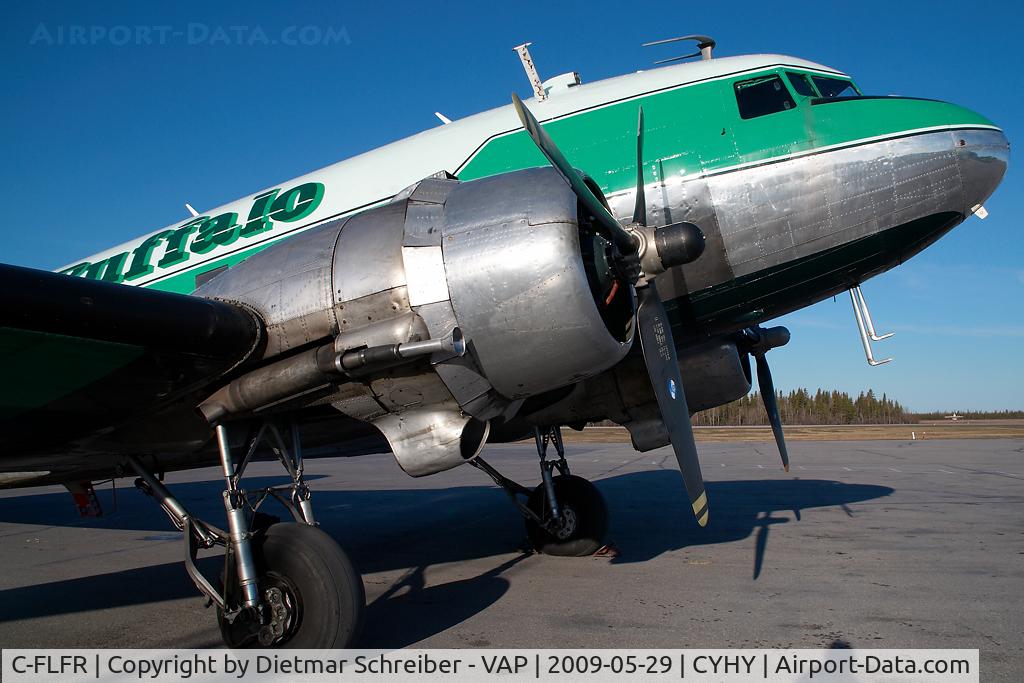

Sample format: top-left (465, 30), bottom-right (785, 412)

top-left (0, 263), bottom-right (261, 467)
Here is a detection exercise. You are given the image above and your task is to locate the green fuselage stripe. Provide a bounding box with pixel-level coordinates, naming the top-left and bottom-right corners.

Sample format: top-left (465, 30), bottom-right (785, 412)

top-left (457, 67), bottom-right (992, 193)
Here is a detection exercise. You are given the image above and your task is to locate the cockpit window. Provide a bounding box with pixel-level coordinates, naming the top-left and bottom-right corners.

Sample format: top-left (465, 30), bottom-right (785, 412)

top-left (811, 76), bottom-right (859, 98)
top-left (786, 72), bottom-right (817, 97)
top-left (734, 76), bottom-right (796, 119)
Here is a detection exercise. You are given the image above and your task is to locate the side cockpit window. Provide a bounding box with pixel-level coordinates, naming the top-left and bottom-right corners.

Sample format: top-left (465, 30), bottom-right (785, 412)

top-left (811, 75), bottom-right (860, 98)
top-left (786, 72), bottom-right (817, 97)
top-left (734, 76), bottom-right (796, 119)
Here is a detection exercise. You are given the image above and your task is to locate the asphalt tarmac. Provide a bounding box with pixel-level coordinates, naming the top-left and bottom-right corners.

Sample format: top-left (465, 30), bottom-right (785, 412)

top-left (0, 439), bottom-right (1021, 678)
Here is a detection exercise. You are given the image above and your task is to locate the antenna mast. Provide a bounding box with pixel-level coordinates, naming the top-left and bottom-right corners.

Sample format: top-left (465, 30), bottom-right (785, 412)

top-left (513, 43), bottom-right (546, 100)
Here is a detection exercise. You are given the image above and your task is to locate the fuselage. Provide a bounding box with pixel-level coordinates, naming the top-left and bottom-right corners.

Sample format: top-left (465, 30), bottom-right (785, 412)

top-left (3, 51), bottom-right (1010, 484)
top-left (58, 53), bottom-right (1009, 339)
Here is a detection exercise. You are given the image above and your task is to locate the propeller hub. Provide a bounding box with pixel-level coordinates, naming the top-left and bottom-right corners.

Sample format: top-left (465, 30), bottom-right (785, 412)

top-left (742, 325), bottom-right (791, 356)
top-left (654, 222), bottom-right (706, 269)
top-left (634, 221), bottom-right (706, 279)
top-left (627, 225), bottom-right (649, 256)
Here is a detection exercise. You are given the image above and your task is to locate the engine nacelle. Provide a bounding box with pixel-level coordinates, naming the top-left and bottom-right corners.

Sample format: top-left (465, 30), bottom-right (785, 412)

top-left (196, 168), bottom-right (632, 475)
top-left (518, 336), bottom-right (752, 451)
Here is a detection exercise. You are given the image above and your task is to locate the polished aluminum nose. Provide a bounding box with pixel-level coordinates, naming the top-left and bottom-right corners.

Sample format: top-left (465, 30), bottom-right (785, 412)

top-left (956, 128), bottom-right (1010, 215)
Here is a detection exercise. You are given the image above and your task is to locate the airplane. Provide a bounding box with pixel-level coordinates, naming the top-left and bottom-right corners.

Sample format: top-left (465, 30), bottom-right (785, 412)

top-left (0, 36), bottom-right (1008, 648)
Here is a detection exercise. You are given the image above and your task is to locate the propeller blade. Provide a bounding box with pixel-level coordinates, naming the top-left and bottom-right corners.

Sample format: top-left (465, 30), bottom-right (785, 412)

top-left (636, 285), bottom-right (709, 526)
top-left (632, 107), bottom-right (647, 227)
top-left (754, 353), bottom-right (790, 471)
top-left (511, 93), bottom-right (637, 253)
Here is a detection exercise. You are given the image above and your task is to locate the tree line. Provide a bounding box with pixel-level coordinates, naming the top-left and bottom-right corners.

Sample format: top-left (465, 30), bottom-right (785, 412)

top-left (587, 388), bottom-right (1021, 427)
top-left (692, 388), bottom-right (913, 426)
top-left (690, 389), bottom-right (1024, 425)
top-left (913, 409), bottom-right (1024, 420)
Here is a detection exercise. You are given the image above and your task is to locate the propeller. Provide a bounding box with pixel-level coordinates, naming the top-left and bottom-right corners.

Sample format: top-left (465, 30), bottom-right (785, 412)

top-left (636, 286), bottom-right (709, 525)
top-left (633, 107), bottom-right (647, 226)
top-left (511, 94), bottom-right (637, 255)
top-left (754, 353), bottom-right (789, 472)
top-left (511, 93), bottom-right (711, 526)
top-left (740, 326), bottom-right (792, 471)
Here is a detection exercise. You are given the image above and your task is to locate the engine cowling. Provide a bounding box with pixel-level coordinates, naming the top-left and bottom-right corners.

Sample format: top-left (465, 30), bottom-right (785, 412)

top-left (516, 336), bottom-right (753, 451)
top-left (195, 167), bottom-right (632, 475)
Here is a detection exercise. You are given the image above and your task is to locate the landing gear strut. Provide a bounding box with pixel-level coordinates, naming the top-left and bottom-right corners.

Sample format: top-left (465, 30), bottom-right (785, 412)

top-left (129, 418), bottom-right (364, 648)
top-left (472, 425), bottom-right (608, 556)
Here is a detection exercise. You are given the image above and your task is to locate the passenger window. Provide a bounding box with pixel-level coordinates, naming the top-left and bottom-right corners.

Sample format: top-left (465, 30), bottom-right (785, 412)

top-left (734, 76), bottom-right (796, 119)
top-left (811, 76), bottom-right (859, 98)
top-left (786, 72), bottom-right (817, 97)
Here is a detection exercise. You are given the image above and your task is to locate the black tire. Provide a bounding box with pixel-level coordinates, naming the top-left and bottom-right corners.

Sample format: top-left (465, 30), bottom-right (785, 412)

top-left (218, 523), bottom-right (364, 648)
top-left (525, 475), bottom-right (608, 556)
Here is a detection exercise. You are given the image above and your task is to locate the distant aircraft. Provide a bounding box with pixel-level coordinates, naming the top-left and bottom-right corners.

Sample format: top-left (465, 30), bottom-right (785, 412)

top-left (944, 413), bottom-right (964, 421)
top-left (0, 37), bottom-right (1007, 647)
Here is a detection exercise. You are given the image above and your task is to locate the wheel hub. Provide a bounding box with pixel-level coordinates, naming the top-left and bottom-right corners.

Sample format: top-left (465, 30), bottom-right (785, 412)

top-left (552, 504), bottom-right (578, 540)
top-left (257, 581), bottom-right (297, 646)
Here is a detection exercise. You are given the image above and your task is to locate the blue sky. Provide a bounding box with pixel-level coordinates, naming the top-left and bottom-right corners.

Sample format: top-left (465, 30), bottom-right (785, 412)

top-left (1, 1), bottom-right (1021, 411)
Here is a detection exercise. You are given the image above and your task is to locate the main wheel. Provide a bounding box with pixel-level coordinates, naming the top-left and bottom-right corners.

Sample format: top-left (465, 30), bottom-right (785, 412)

top-left (218, 523), bottom-right (364, 648)
top-left (525, 474), bottom-right (608, 556)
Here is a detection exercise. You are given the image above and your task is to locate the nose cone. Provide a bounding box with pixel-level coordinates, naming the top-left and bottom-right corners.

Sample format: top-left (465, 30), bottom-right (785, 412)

top-left (956, 127), bottom-right (1010, 214)
top-left (841, 96), bottom-right (1009, 217)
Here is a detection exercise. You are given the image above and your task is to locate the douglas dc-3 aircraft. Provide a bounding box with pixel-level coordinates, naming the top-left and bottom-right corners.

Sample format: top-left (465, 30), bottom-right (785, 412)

top-left (0, 37), bottom-right (1009, 647)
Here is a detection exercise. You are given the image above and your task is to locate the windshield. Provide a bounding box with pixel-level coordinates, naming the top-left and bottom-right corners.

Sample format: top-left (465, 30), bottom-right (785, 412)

top-left (812, 75), bottom-right (860, 98)
top-left (786, 72), bottom-right (817, 97)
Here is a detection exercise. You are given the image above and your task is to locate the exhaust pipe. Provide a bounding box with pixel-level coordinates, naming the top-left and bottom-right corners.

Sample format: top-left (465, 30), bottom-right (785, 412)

top-left (199, 328), bottom-right (466, 423)
top-left (337, 328), bottom-right (465, 374)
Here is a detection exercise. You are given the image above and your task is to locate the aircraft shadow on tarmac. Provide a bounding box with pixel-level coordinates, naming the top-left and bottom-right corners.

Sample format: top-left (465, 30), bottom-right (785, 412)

top-left (0, 471), bottom-right (892, 647)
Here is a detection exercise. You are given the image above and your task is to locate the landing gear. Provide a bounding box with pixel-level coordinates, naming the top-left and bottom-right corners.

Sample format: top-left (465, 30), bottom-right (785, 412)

top-left (471, 425), bottom-right (609, 556)
top-left (219, 523), bottom-right (363, 648)
top-left (524, 475), bottom-right (608, 556)
top-left (128, 418), bottom-right (364, 648)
